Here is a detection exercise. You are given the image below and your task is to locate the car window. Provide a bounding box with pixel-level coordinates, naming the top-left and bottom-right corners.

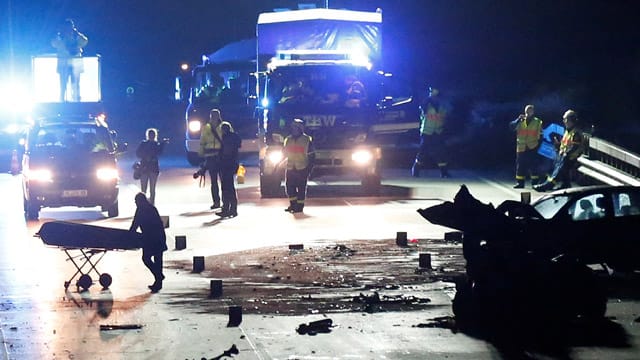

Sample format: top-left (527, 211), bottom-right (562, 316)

top-left (533, 195), bottom-right (570, 219)
top-left (612, 190), bottom-right (640, 217)
top-left (570, 194), bottom-right (606, 221)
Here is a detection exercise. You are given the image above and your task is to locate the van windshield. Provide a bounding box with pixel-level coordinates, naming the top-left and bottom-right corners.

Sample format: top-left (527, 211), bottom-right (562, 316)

top-left (33, 125), bottom-right (112, 152)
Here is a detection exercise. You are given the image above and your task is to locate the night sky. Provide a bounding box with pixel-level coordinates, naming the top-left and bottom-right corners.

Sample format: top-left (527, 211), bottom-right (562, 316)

top-left (2, 0), bottom-right (639, 147)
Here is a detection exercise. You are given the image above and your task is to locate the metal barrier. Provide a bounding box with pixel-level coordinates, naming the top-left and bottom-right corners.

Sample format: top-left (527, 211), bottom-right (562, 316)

top-left (577, 136), bottom-right (640, 186)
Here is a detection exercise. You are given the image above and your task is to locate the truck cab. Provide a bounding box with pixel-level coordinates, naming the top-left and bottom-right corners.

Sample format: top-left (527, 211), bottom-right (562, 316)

top-left (257, 51), bottom-right (384, 196)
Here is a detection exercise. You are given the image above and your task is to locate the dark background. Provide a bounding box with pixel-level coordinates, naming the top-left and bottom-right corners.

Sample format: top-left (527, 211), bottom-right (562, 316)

top-left (1, 0), bottom-right (639, 165)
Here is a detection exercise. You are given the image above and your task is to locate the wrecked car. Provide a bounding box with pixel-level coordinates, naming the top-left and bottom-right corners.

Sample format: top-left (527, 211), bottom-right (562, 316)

top-left (417, 185), bottom-right (610, 334)
top-left (420, 184), bottom-right (640, 272)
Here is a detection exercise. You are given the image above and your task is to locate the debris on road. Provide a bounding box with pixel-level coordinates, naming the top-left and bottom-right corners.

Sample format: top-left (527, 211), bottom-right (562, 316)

top-left (99, 324), bottom-right (143, 331)
top-left (296, 318), bottom-right (334, 335)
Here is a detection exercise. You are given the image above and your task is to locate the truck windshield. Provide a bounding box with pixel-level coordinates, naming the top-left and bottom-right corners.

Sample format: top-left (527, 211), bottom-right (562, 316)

top-left (192, 69), bottom-right (246, 107)
top-left (269, 66), bottom-right (376, 110)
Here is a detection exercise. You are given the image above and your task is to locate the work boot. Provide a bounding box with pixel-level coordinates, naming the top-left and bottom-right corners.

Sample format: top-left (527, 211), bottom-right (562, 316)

top-left (285, 200), bottom-right (296, 213)
top-left (513, 180), bottom-right (525, 189)
top-left (533, 181), bottom-right (554, 192)
top-left (210, 202), bottom-right (221, 210)
top-left (292, 204), bottom-right (304, 213)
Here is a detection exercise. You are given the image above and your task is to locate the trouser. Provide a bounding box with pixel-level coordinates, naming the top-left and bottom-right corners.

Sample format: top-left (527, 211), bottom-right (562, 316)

top-left (140, 171), bottom-right (159, 205)
top-left (58, 62), bottom-right (82, 102)
top-left (515, 149), bottom-right (540, 184)
top-left (548, 156), bottom-right (577, 187)
top-left (285, 167), bottom-right (309, 210)
top-left (205, 156), bottom-right (221, 205)
top-left (414, 133), bottom-right (449, 172)
top-left (220, 164), bottom-right (238, 212)
top-left (142, 249), bottom-right (164, 285)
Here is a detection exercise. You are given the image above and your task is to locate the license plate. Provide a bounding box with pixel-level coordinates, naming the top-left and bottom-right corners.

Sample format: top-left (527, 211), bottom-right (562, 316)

top-left (62, 190), bottom-right (88, 197)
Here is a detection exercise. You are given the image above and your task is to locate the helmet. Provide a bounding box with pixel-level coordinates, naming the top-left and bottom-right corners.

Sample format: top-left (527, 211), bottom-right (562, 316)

top-left (563, 109), bottom-right (578, 122)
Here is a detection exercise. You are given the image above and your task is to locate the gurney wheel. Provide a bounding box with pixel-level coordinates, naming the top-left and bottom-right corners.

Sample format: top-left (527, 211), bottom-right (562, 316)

top-left (99, 273), bottom-right (112, 289)
top-left (77, 274), bottom-right (92, 291)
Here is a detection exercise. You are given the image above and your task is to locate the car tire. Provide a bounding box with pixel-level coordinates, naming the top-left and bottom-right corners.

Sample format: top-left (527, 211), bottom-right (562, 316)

top-left (107, 201), bottom-right (119, 218)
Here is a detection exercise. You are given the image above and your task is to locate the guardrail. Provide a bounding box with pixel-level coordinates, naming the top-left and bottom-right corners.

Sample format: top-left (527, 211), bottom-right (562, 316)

top-left (577, 136), bottom-right (640, 186)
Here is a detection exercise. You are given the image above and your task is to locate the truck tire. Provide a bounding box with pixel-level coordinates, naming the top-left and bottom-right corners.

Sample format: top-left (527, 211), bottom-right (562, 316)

top-left (260, 174), bottom-right (282, 198)
top-left (187, 151), bottom-right (202, 166)
top-left (106, 201), bottom-right (119, 218)
top-left (361, 174), bottom-right (381, 195)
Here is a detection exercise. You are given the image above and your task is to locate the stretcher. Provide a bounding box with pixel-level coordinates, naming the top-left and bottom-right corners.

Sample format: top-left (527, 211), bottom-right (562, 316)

top-left (36, 221), bottom-right (142, 291)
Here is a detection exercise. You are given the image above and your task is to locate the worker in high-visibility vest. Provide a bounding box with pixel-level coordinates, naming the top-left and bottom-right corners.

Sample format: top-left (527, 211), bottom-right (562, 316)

top-left (534, 109), bottom-right (585, 192)
top-left (510, 104), bottom-right (543, 188)
top-left (412, 87), bottom-right (451, 178)
top-left (283, 119), bottom-right (315, 213)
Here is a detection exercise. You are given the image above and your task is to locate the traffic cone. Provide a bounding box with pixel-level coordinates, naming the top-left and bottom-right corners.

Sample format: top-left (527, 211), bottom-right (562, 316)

top-left (10, 150), bottom-right (20, 175)
top-left (236, 164), bottom-right (246, 184)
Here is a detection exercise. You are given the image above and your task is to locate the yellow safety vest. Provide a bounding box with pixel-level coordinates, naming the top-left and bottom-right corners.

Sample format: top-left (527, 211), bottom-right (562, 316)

top-left (284, 134), bottom-right (312, 170)
top-left (515, 116), bottom-right (542, 152)
top-left (420, 103), bottom-right (446, 135)
top-left (198, 123), bottom-right (223, 157)
top-left (559, 128), bottom-right (584, 160)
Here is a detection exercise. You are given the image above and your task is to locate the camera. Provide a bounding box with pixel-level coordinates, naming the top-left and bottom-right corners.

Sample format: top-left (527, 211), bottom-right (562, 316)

top-left (193, 165), bottom-right (207, 179)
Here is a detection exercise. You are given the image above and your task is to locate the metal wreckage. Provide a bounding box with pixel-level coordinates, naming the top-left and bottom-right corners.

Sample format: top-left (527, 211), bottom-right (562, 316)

top-left (417, 185), bottom-right (608, 333)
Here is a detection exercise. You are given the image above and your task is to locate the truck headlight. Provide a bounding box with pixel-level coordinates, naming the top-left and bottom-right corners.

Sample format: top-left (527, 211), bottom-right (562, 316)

top-left (352, 149), bottom-right (373, 165)
top-left (267, 150), bottom-right (283, 164)
top-left (96, 167), bottom-right (119, 181)
top-left (188, 120), bottom-right (201, 133)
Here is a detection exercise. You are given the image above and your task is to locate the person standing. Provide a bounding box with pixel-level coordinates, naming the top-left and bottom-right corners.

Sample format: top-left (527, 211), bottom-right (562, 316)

top-left (51, 19), bottom-right (88, 102)
top-left (136, 128), bottom-right (167, 206)
top-left (199, 109), bottom-right (225, 209)
top-left (216, 122), bottom-right (242, 218)
top-left (129, 192), bottom-right (167, 293)
top-left (283, 119), bottom-right (315, 213)
top-left (510, 104), bottom-right (543, 188)
top-left (412, 86), bottom-right (451, 178)
top-left (534, 109), bottom-right (585, 192)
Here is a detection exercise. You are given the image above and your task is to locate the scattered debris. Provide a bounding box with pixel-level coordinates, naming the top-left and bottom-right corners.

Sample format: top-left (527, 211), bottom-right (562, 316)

top-left (296, 318), bottom-right (334, 335)
top-left (414, 316), bottom-right (458, 332)
top-left (99, 324), bottom-right (143, 331)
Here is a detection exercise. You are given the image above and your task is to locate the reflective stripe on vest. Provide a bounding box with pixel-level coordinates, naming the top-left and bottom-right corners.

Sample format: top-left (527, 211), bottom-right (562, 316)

top-left (516, 117), bottom-right (542, 152)
top-left (559, 128), bottom-right (584, 160)
top-left (285, 135), bottom-right (311, 170)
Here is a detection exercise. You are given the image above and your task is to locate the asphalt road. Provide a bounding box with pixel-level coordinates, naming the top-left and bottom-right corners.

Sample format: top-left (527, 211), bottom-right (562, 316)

top-left (1, 155), bottom-right (639, 359)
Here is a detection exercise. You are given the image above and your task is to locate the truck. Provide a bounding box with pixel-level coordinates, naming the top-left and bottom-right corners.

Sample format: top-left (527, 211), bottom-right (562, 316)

top-left (255, 8), bottom-right (419, 197)
top-left (177, 39), bottom-right (258, 166)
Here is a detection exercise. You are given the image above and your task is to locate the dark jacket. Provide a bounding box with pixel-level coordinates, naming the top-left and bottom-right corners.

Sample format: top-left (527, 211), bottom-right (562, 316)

top-left (130, 203), bottom-right (167, 252)
top-left (220, 131), bottom-right (241, 169)
top-left (136, 140), bottom-right (164, 174)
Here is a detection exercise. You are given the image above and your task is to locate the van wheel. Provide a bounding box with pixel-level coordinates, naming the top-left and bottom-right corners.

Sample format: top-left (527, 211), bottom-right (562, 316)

top-left (107, 201), bottom-right (119, 218)
top-left (25, 199), bottom-right (39, 220)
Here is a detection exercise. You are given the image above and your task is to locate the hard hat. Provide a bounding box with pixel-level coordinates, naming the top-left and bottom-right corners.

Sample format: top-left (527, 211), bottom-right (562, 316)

top-left (292, 118), bottom-right (304, 129)
top-left (563, 109), bottom-right (578, 122)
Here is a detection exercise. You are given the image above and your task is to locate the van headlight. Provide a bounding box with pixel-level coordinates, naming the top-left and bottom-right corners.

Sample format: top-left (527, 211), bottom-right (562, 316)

top-left (96, 167), bottom-right (119, 181)
top-left (26, 168), bottom-right (53, 182)
top-left (352, 149), bottom-right (373, 165)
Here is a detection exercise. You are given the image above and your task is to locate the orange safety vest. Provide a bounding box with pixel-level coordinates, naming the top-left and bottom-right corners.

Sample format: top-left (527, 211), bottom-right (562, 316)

top-left (559, 128), bottom-right (584, 160)
top-left (515, 116), bottom-right (542, 152)
top-left (284, 134), bottom-right (312, 170)
top-left (420, 103), bottom-right (446, 135)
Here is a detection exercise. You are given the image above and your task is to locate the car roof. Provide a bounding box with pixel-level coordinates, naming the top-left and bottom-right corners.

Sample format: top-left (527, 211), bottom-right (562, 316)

top-left (35, 116), bottom-right (108, 129)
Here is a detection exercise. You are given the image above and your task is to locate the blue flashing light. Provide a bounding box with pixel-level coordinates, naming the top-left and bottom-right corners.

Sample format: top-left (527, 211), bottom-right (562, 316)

top-left (261, 98), bottom-right (270, 107)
